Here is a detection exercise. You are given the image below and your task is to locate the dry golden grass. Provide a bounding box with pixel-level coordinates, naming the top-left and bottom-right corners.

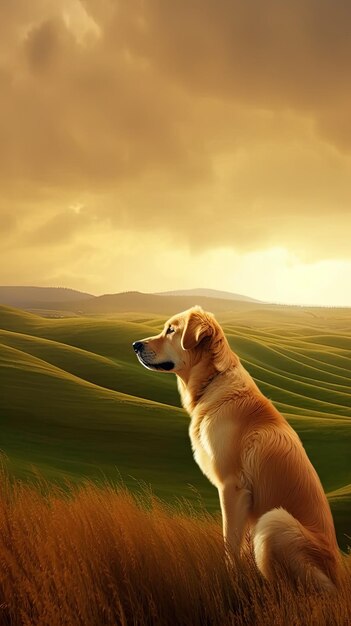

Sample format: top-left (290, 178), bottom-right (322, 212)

top-left (0, 469), bottom-right (350, 626)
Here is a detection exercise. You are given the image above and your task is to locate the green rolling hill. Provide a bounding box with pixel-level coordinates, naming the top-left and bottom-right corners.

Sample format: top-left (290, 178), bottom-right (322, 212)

top-left (0, 304), bottom-right (350, 548)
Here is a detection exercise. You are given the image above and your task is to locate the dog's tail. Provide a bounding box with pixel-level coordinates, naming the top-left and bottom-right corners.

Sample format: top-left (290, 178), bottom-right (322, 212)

top-left (253, 507), bottom-right (340, 591)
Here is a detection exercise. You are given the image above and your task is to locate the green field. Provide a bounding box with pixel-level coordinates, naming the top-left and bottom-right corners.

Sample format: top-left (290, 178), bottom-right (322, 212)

top-left (0, 304), bottom-right (350, 548)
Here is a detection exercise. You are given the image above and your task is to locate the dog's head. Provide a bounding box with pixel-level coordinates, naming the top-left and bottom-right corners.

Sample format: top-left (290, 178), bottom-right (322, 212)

top-left (132, 306), bottom-right (233, 374)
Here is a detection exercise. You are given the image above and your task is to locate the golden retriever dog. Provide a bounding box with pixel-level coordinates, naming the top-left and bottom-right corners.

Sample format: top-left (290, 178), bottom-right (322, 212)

top-left (132, 306), bottom-right (341, 590)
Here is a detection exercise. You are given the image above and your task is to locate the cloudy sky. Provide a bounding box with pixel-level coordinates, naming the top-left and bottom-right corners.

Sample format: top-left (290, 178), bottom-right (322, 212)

top-left (1, 0), bottom-right (351, 305)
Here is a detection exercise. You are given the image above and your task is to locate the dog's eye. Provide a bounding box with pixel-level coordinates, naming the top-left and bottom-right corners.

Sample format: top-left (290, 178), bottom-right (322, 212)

top-left (166, 326), bottom-right (175, 335)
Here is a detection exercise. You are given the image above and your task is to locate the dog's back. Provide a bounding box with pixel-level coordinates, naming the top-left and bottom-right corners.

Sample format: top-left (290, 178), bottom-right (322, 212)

top-left (188, 359), bottom-right (341, 589)
top-left (238, 396), bottom-right (340, 585)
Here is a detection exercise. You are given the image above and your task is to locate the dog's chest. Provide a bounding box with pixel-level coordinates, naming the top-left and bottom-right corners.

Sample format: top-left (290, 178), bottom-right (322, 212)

top-left (189, 412), bottom-right (237, 487)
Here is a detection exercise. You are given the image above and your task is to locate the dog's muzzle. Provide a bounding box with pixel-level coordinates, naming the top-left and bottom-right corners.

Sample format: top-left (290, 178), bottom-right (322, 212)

top-left (132, 341), bottom-right (175, 371)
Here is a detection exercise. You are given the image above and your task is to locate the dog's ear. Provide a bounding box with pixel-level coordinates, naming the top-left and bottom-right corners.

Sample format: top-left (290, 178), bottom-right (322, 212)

top-left (181, 307), bottom-right (213, 350)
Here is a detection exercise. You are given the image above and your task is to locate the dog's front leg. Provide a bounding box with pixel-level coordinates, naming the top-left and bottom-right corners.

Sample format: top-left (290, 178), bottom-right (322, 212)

top-left (219, 480), bottom-right (251, 562)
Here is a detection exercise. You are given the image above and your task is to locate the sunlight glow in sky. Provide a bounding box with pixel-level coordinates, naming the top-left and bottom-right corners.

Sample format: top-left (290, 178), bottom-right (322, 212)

top-left (1, 1), bottom-right (350, 305)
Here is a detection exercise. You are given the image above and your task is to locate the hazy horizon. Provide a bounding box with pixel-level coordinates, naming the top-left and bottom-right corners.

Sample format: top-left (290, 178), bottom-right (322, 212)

top-left (1, 1), bottom-right (351, 306)
top-left (1, 283), bottom-right (351, 309)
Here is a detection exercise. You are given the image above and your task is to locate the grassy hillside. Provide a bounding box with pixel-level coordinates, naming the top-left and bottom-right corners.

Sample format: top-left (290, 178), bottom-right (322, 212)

top-left (0, 304), bottom-right (350, 548)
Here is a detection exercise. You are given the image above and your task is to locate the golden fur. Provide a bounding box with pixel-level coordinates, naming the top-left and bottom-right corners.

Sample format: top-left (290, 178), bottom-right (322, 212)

top-left (133, 306), bottom-right (341, 589)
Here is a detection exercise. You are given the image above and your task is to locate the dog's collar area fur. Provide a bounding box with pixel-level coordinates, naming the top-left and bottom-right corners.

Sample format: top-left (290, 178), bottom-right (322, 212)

top-left (193, 367), bottom-right (231, 406)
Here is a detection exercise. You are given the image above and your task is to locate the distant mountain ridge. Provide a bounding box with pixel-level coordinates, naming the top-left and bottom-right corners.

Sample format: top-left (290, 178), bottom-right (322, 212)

top-left (0, 286), bottom-right (94, 308)
top-left (3, 287), bottom-right (346, 315)
top-left (154, 288), bottom-right (261, 303)
top-left (0, 286), bottom-right (261, 314)
top-left (52, 291), bottom-right (263, 315)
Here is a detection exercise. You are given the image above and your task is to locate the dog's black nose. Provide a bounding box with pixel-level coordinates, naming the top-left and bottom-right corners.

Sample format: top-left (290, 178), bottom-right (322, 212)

top-left (133, 341), bottom-right (144, 353)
